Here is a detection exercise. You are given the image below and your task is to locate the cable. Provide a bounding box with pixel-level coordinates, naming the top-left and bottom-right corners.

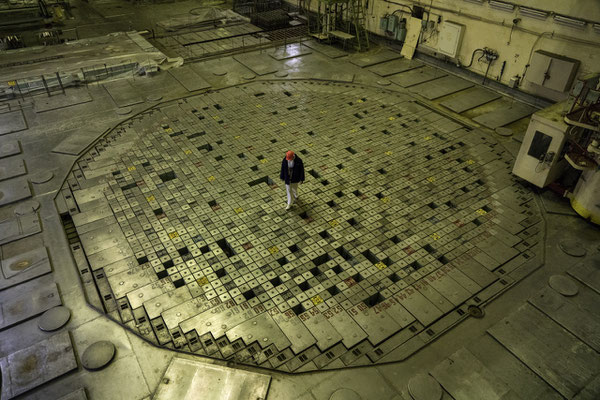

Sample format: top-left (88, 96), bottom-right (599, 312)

top-left (507, 21), bottom-right (518, 45)
top-left (464, 48), bottom-right (484, 68)
top-left (426, 0), bottom-right (433, 24)
top-left (382, 0), bottom-right (412, 13)
top-left (521, 31), bottom-right (563, 81)
top-left (392, 9), bottom-right (405, 17)
top-left (482, 60), bottom-right (492, 85)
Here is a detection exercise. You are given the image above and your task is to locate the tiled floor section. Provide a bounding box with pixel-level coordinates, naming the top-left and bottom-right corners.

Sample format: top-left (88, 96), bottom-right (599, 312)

top-left (427, 256), bottom-right (600, 400)
top-left (61, 80), bottom-right (544, 372)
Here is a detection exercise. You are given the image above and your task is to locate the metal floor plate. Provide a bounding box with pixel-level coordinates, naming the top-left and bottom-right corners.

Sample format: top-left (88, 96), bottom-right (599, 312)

top-left (467, 334), bottom-right (564, 400)
top-left (567, 256), bottom-right (600, 294)
top-left (72, 204), bottom-right (114, 227)
top-left (388, 66), bottom-right (447, 87)
top-left (368, 58), bottom-right (424, 77)
top-left (0, 246), bottom-right (51, 290)
top-left (0, 140), bottom-right (21, 159)
top-left (302, 40), bottom-right (347, 58)
top-left (57, 388), bottom-right (89, 400)
top-left (103, 80), bottom-right (144, 107)
top-left (191, 56), bottom-right (253, 81)
top-left (153, 357), bottom-right (271, 400)
top-left (472, 102), bottom-right (537, 129)
top-left (0, 157), bottom-right (26, 181)
top-left (79, 223), bottom-right (129, 256)
top-left (0, 177), bottom-right (31, 207)
top-left (440, 87), bottom-right (501, 113)
top-left (488, 303), bottom-right (600, 398)
top-left (234, 52), bottom-right (280, 75)
top-left (0, 331), bottom-right (77, 399)
top-left (0, 274), bottom-right (61, 330)
top-left (529, 287), bottom-right (600, 351)
top-left (33, 88), bottom-right (93, 113)
top-left (52, 129), bottom-right (103, 156)
top-left (72, 184), bottom-right (109, 206)
top-left (0, 213), bottom-right (41, 246)
top-left (431, 348), bottom-right (520, 399)
top-left (62, 80), bottom-right (543, 372)
top-left (169, 66), bottom-right (212, 92)
top-left (269, 43), bottom-right (312, 60)
top-left (281, 56), bottom-right (355, 82)
top-left (409, 75), bottom-right (475, 100)
top-left (539, 190), bottom-right (577, 216)
top-left (349, 49), bottom-right (402, 67)
top-left (0, 110), bottom-right (27, 136)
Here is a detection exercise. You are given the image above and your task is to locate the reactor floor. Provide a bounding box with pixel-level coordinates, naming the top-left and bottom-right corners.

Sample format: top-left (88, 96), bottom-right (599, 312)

top-left (1, 18), bottom-right (599, 400)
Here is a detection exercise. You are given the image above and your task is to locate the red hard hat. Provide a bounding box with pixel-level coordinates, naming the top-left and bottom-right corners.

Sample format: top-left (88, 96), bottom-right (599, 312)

top-left (286, 151), bottom-right (295, 160)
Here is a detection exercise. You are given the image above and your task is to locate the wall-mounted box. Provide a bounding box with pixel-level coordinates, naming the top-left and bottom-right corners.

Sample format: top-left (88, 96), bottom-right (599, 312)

top-left (526, 50), bottom-right (580, 100)
top-left (437, 21), bottom-right (464, 58)
top-left (387, 15), bottom-right (398, 32)
top-left (395, 20), bottom-right (407, 42)
top-left (379, 16), bottom-right (388, 31)
top-left (380, 15), bottom-right (399, 32)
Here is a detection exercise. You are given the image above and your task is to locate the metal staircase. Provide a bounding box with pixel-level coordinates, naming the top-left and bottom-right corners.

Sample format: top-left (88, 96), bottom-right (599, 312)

top-left (349, 0), bottom-right (369, 51)
top-left (307, 0), bottom-right (369, 51)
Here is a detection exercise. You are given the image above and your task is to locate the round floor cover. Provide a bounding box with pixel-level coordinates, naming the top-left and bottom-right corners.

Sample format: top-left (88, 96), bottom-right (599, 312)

top-left (408, 373), bottom-right (442, 400)
top-left (38, 306), bottom-right (71, 332)
top-left (495, 127), bottom-right (513, 137)
top-left (116, 107), bottom-right (133, 115)
top-left (548, 274), bottom-right (579, 296)
top-left (559, 240), bottom-right (586, 257)
top-left (30, 171), bottom-right (54, 184)
top-left (330, 388), bottom-right (361, 400)
top-left (82, 341), bottom-right (116, 370)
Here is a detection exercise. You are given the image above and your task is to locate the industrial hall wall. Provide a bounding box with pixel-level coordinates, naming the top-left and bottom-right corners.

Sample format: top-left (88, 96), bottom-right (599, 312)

top-left (294, 0), bottom-right (600, 98)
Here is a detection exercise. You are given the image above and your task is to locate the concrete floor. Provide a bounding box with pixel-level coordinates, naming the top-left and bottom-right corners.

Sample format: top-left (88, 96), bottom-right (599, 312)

top-left (1, 2), bottom-right (600, 399)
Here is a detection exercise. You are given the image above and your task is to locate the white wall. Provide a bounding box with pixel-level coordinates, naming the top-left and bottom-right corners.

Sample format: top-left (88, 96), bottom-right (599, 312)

top-left (298, 0), bottom-right (600, 97)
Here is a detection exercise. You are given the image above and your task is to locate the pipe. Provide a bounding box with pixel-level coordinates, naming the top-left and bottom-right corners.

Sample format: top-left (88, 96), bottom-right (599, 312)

top-left (482, 60), bottom-right (492, 85)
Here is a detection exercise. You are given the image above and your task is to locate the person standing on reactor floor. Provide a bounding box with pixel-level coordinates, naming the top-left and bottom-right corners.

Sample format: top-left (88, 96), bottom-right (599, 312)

top-left (280, 150), bottom-right (305, 211)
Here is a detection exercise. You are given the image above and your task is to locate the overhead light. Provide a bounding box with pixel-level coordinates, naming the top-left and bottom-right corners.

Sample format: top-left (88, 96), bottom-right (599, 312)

top-left (489, 1), bottom-right (515, 12)
top-left (519, 7), bottom-right (548, 20)
top-left (553, 15), bottom-right (587, 29)
top-left (594, 23), bottom-right (600, 33)
top-left (463, 0), bottom-right (483, 4)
